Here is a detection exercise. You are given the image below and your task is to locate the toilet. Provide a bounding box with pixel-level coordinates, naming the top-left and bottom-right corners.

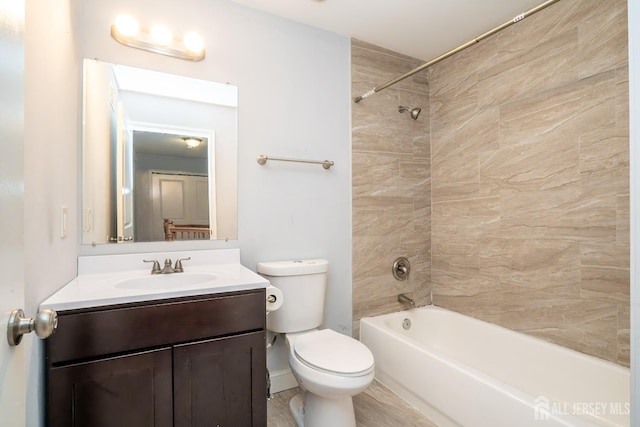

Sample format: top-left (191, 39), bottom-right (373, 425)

top-left (257, 259), bottom-right (375, 427)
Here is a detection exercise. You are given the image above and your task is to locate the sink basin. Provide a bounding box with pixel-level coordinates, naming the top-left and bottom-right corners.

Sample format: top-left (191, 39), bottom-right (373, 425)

top-left (115, 273), bottom-right (218, 290)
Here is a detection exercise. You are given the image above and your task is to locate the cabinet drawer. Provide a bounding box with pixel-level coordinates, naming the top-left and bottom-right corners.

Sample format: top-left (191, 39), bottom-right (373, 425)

top-left (46, 289), bottom-right (265, 365)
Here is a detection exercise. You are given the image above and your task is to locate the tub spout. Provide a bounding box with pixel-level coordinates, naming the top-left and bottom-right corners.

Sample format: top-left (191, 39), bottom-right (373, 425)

top-left (397, 293), bottom-right (416, 308)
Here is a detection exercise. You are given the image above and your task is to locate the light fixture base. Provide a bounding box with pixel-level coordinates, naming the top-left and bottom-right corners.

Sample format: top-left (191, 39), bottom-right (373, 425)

top-left (111, 25), bottom-right (205, 62)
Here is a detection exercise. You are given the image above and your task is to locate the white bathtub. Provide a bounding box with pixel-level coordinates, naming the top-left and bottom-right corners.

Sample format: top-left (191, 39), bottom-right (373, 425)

top-left (360, 306), bottom-right (630, 427)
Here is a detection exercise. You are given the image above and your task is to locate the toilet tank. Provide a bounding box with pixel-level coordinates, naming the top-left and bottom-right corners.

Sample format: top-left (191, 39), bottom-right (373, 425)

top-left (257, 259), bottom-right (329, 333)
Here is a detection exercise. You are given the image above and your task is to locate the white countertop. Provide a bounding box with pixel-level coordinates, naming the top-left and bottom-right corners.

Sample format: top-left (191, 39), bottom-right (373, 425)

top-left (41, 249), bottom-right (269, 311)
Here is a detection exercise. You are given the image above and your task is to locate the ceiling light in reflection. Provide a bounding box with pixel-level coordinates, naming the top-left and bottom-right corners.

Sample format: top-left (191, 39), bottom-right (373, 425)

top-left (184, 138), bottom-right (202, 149)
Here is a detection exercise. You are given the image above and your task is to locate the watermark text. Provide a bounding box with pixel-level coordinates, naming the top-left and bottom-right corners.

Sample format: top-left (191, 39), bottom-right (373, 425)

top-left (534, 396), bottom-right (629, 421)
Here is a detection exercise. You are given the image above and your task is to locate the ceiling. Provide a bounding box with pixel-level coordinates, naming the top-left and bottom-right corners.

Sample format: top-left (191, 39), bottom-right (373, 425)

top-left (134, 131), bottom-right (208, 159)
top-left (231, 0), bottom-right (548, 61)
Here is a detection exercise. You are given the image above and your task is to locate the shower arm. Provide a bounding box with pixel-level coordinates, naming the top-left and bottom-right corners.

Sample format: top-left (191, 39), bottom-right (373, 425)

top-left (353, 0), bottom-right (561, 103)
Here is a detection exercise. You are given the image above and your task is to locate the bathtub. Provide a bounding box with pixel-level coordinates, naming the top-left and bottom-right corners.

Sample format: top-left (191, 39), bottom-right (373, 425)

top-left (360, 306), bottom-right (630, 427)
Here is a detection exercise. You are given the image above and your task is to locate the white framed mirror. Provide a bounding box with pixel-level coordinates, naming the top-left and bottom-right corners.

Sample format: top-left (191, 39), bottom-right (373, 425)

top-left (81, 59), bottom-right (238, 245)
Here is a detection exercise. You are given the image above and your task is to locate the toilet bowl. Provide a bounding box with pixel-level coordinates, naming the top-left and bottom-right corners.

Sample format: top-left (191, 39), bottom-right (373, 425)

top-left (257, 259), bottom-right (375, 427)
top-left (286, 330), bottom-right (374, 427)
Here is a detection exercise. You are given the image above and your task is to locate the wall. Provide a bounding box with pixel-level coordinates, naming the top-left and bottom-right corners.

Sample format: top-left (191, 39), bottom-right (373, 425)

top-left (24, 0), bottom-right (80, 425)
top-left (351, 39), bottom-right (431, 333)
top-left (74, 0), bottom-right (351, 384)
top-left (428, 0), bottom-right (629, 366)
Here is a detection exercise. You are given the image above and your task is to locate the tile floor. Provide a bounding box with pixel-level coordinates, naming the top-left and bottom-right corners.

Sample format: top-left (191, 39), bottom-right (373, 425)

top-left (267, 380), bottom-right (438, 427)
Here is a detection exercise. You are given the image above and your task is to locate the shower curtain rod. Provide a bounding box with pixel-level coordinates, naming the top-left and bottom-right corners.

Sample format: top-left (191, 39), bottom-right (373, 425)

top-left (353, 0), bottom-right (561, 103)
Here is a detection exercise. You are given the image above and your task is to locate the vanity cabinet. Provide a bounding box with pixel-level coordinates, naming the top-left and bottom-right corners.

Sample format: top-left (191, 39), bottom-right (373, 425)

top-left (45, 289), bottom-right (267, 427)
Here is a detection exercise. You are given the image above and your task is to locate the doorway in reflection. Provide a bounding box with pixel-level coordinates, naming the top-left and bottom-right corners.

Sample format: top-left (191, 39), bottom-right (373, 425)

top-left (132, 130), bottom-right (211, 242)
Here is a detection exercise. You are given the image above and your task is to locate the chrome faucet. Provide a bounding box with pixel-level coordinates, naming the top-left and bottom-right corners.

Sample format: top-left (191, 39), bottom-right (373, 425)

top-left (160, 258), bottom-right (176, 274)
top-left (143, 257), bottom-right (191, 274)
top-left (397, 293), bottom-right (416, 308)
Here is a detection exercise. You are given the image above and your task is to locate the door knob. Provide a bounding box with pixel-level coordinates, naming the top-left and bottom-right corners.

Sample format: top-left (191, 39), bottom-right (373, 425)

top-left (7, 308), bottom-right (58, 346)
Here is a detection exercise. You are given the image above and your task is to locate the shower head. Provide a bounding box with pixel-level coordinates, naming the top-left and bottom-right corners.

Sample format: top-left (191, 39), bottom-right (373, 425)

top-left (399, 105), bottom-right (421, 120)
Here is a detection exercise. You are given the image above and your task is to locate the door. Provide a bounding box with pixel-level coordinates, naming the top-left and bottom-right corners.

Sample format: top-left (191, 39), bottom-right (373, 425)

top-left (122, 127), bottom-right (134, 241)
top-left (0, 0), bottom-right (26, 425)
top-left (116, 104), bottom-right (134, 242)
top-left (150, 173), bottom-right (210, 241)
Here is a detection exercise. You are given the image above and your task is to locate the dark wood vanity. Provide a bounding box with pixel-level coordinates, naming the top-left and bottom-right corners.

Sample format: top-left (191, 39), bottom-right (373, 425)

top-left (45, 288), bottom-right (267, 427)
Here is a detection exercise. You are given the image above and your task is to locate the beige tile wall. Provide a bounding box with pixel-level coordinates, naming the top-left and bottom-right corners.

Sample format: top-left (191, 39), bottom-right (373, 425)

top-left (351, 40), bottom-right (431, 335)
top-left (352, 0), bottom-right (629, 366)
top-left (428, 0), bottom-right (629, 366)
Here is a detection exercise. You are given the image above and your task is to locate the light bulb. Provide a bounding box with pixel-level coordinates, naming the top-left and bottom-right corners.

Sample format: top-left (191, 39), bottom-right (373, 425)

top-left (184, 138), bottom-right (201, 148)
top-left (114, 14), bottom-right (139, 37)
top-left (151, 24), bottom-right (173, 46)
top-left (183, 32), bottom-right (204, 54)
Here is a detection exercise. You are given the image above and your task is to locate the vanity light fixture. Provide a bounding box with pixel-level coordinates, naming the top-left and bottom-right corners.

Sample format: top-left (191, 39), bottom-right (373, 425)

top-left (114, 14), bottom-right (139, 37)
top-left (183, 32), bottom-right (205, 55)
top-left (150, 24), bottom-right (173, 46)
top-left (111, 14), bottom-right (205, 61)
top-left (184, 137), bottom-right (202, 149)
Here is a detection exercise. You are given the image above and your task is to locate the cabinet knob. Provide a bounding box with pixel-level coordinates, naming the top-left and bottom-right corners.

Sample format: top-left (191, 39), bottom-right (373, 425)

top-left (7, 308), bottom-right (58, 346)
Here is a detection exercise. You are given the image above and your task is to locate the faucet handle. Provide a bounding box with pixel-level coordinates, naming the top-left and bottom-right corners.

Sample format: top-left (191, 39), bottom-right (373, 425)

top-left (392, 257), bottom-right (410, 281)
top-left (143, 259), bottom-right (161, 274)
top-left (174, 257), bottom-right (191, 273)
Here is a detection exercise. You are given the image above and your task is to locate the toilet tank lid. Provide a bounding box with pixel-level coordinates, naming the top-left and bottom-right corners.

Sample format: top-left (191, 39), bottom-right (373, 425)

top-left (257, 259), bottom-right (328, 276)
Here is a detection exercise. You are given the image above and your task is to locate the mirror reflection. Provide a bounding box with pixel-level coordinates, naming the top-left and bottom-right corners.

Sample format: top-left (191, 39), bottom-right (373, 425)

top-left (81, 59), bottom-right (238, 245)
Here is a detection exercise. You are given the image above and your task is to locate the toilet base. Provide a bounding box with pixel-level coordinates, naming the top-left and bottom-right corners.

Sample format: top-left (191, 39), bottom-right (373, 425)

top-left (289, 392), bottom-right (356, 427)
top-left (289, 393), bottom-right (305, 426)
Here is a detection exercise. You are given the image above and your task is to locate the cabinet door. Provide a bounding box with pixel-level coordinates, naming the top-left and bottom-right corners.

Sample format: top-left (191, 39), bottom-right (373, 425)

top-left (173, 331), bottom-right (267, 427)
top-left (47, 348), bottom-right (173, 427)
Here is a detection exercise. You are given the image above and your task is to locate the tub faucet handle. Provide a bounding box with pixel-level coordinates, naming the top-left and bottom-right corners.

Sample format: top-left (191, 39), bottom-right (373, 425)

top-left (392, 257), bottom-right (410, 281)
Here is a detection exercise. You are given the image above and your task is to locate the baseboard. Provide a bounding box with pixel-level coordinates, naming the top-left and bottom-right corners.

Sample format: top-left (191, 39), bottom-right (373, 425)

top-left (269, 368), bottom-right (298, 394)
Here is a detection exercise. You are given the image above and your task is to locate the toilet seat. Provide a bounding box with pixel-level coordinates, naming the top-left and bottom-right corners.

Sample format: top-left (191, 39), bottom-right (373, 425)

top-left (293, 329), bottom-right (374, 376)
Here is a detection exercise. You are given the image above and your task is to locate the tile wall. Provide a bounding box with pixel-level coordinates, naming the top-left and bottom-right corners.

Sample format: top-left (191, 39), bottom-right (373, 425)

top-left (351, 0), bottom-right (629, 366)
top-left (428, 0), bottom-right (629, 366)
top-left (351, 40), bottom-right (431, 335)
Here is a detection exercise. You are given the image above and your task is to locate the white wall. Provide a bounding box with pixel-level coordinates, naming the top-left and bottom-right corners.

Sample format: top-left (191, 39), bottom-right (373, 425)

top-left (74, 0), bottom-right (352, 380)
top-left (24, 0), bottom-right (79, 425)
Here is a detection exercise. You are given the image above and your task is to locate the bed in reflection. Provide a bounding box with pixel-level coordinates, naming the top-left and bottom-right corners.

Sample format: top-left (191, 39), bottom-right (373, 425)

top-left (163, 219), bottom-right (210, 241)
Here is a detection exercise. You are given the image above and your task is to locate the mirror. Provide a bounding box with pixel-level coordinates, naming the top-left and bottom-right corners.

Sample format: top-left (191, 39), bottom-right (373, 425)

top-left (81, 59), bottom-right (238, 245)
